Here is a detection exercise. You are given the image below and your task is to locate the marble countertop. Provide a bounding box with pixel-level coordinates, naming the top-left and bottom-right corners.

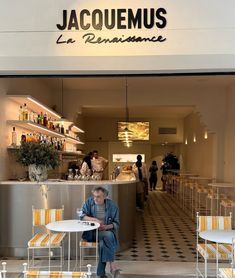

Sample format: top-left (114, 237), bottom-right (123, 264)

top-left (0, 179), bottom-right (136, 185)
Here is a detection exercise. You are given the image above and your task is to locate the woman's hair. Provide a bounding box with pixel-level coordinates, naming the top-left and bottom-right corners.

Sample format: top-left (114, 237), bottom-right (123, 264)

top-left (152, 160), bottom-right (157, 166)
top-left (83, 155), bottom-right (92, 169)
top-left (137, 154), bottom-right (142, 161)
top-left (92, 186), bottom-right (109, 197)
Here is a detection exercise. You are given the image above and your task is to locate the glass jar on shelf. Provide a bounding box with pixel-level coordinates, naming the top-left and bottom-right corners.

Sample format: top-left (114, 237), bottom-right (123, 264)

top-left (68, 169), bottom-right (74, 180)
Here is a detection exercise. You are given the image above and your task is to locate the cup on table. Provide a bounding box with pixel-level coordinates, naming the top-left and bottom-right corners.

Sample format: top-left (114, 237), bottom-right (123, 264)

top-left (76, 208), bottom-right (83, 220)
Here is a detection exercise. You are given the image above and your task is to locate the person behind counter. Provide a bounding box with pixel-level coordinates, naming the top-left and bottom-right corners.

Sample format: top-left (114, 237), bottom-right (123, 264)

top-left (80, 153), bottom-right (93, 176)
top-left (80, 186), bottom-right (120, 278)
top-left (149, 160), bottom-right (158, 191)
top-left (91, 150), bottom-right (108, 180)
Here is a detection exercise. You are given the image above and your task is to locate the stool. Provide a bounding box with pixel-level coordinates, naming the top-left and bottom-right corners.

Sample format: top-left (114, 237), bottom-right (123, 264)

top-left (206, 190), bottom-right (227, 215)
top-left (79, 239), bottom-right (98, 272)
top-left (196, 184), bottom-right (209, 215)
top-left (220, 198), bottom-right (235, 216)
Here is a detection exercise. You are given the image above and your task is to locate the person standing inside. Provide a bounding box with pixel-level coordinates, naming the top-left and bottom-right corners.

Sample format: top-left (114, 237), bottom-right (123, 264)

top-left (80, 154), bottom-right (93, 176)
top-left (132, 155), bottom-right (148, 209)
top-left (81, 186), bottom-right (120, 278)
top-left (149, 161), bottom-right (158, 191)
top-left (91, 150), bottom-right (108, 180)
top-left (160, 161), bottom-right (168, 191)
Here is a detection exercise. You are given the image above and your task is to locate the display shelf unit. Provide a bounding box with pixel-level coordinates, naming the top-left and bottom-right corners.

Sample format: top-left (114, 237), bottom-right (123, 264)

top-left (7, 95), bottom-right (62, 119)
top-left (7, 94), bottom-right (85, 150)
top-left (7, 120), bottom-right (66, 138)
top-left (7, 146), bottom-right (85, 157)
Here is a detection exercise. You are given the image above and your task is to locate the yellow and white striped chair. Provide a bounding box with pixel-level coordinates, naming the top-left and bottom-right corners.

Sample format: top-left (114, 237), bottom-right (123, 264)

top-left (219, 268), bottom-right (235, 278)
top-left (23, 263), bottom-right (92, 278)
top-left (219, 238), bottom-right (235, 278)
top-left (196, 212), bottom-right (233, 278)
top-left (79, 239), bottom-right (98, 272)
top-left (0, 262), bottom-right (7, 278)
top-left (28, 206), bottom-right (66, 269)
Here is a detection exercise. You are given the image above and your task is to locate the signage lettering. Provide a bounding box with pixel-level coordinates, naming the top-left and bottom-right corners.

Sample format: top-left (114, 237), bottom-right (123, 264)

top-left (56, 7), bottom-right (167, 45)
top-left (57, 8), bottom-right (167, 31)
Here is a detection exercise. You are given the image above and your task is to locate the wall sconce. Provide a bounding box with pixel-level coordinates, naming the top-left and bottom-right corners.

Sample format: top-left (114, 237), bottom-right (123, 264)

top-left (185, 138), bottom-right (188, 145)
top-left (193, 135), bottom-right (196, 143)
top-left (204, 130), bottom-right (208, 139)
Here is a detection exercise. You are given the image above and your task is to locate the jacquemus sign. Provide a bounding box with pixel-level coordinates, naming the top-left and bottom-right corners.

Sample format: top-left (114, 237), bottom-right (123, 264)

top-left (56, 8), bottom-right (167, 45)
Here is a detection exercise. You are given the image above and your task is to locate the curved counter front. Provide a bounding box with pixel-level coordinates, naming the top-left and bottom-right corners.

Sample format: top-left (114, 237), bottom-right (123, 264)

top-left (0, 180), bottom-right (136, 257)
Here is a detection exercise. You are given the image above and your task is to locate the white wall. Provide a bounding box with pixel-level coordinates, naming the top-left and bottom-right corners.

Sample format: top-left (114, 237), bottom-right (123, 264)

top-left (182, 112), bottom-right (216, 178)
top-left (0, 78), bottom-right (54, 180)
top-left (224, 86), bottom-right (235, 182)
top-left (1, 1), bottom-right (235, 74)
top-left (84, 117), bottom-right (184, 144)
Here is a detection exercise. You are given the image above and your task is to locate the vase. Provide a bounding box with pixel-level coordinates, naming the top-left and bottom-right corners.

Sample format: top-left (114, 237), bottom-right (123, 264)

top-left (28, 164), bottom-right (48, 182)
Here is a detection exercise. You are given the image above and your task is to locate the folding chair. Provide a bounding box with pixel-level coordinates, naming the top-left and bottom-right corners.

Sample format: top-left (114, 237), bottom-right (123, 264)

top-left (79, 239), bottom-right (98, 272)
top-left (196, 212), bottom-right (233, 278)
top-left (27, 205), bottom-right (66, 269)
top-left (23, 263), bottom-right (92, 278)
top-left (0, 262), bottom-right (7, 278)
top-left (219, 239), bottom-right (235, 278)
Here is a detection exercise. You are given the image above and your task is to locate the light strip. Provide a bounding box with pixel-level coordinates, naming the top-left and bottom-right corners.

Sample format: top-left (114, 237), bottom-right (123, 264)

top-left (27, 97), bottom-right (61, 119)
top-left (27, 123), bottom-right (65, 137)
top-left (66, 136), bottom-right (84, 144)
top-left (72, 125), bottom-right (85, 133)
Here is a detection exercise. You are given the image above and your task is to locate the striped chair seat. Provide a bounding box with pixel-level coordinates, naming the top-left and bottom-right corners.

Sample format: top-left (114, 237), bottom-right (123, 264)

top-left (79, 239), bottom-right (97, 248)
top-left (25, 271), bottom-right (86, 278)
top-left (28, 233), bottom-right (66, 247)
top-left (197, 243), bottom-right (232, 260)
top-left (219, 268), bottom-right (235, 278)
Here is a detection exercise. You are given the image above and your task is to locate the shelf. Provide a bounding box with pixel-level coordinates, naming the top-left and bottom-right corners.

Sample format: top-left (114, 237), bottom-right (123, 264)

top-left (65, 136), bottom-right (84, 145)
top-left (61, 151), bottom-right (85, 156)
top-left (7, 95), bottom-right (62, 119)
top-left (7, 146), bottom-right (84, 156)
top-left (71, 125), bottom-right (85, 134)
top-left (7, 120), bottom-right (65, 138)
top-left (7, 95), bottom-right (85, 145)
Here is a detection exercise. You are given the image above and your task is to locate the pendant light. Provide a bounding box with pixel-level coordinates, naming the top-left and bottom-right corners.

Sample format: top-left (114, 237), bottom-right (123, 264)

top-left (120, 77), bottom-right (133, 147)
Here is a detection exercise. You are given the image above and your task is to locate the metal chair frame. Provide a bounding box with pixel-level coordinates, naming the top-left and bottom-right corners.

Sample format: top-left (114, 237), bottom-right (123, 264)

top-left (27, 205), bottom-right (65, 269)
top-left (196, 212), bottom-right (233, 278)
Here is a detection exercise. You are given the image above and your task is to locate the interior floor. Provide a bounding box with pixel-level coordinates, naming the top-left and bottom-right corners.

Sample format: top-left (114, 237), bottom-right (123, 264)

top-left (117, 190), bottom-right (196, 262)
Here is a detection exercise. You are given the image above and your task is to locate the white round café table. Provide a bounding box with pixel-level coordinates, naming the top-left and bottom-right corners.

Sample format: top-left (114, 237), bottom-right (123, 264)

top-left (46, 220), bottom-right (100, 271)
top-left (199, 230), bottom-right (235, 276)
top-left (199, 230), bottom-right (235, 244)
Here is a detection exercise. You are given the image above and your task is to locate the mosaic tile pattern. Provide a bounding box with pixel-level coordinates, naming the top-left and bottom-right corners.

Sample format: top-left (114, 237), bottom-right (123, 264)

top-left (117, 191), bottom-right (197, 262)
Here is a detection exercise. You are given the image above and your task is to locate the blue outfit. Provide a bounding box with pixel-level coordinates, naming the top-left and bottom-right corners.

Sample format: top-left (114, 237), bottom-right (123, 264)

top-left (81, 197), bottom-right (120, 276)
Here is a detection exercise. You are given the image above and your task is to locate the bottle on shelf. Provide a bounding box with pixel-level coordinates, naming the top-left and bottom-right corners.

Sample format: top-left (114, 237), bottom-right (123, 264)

top-left (23, 103), bottom-right (28, 121)
top-left (62, 139), bottom-right (66, 151)
top-left (40, 112), bottom-right (44, 125)
top-left (11, 127), bottom-right (17, 146)
top-left (60, 125), bottom-right (64, 134)
top-left (19, 106), bottom-right (23, 121)
top-left (43, 112), bottom-right (48, 127)
top-left (21, 132), bottom-right (26, 142)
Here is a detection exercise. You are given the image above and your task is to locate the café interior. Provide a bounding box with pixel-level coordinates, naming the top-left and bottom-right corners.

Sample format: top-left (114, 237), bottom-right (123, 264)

top-left (1, 74), bottom-right (235, 277)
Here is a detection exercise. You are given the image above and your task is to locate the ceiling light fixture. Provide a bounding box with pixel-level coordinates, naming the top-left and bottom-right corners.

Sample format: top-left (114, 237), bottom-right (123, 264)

top-left (121, 77), bottom-right (133, 147)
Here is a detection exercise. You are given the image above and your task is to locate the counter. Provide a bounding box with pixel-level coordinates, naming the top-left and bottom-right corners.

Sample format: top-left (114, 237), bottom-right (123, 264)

top-left (0, 180), bottom-right (136, 257)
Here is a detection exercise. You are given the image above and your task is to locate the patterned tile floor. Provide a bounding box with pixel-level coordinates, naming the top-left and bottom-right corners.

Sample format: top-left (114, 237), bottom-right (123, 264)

top-left (116, 190), bottom-right (197, 262)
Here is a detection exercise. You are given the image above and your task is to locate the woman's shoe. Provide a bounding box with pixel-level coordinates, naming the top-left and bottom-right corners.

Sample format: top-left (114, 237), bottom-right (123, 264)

top-left (110, 269), bottom-right (121, 278)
